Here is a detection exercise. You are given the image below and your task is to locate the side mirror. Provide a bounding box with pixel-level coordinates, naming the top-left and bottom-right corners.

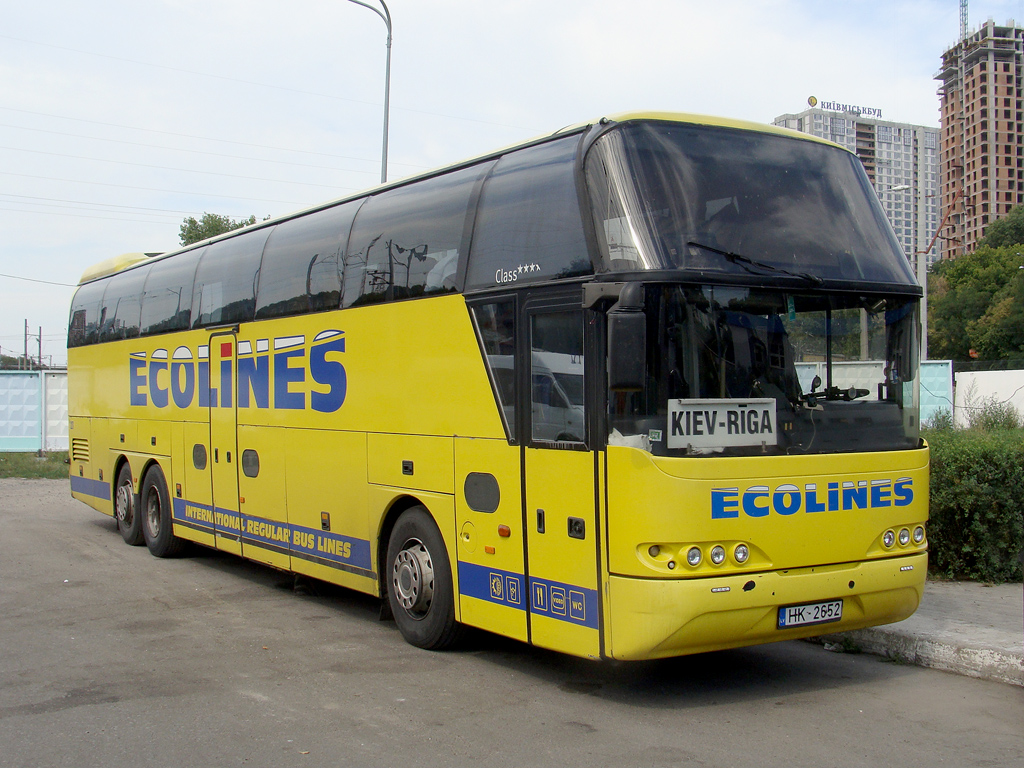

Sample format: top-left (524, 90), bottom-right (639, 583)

top-left (607, 283), bottom-right (646, 392)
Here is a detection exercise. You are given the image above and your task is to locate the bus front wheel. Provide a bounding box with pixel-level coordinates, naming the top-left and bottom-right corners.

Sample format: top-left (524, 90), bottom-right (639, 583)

top-left (385, 507), bottom-right (461, 650)
top-left (114, 463), bottom-right (144, 546)
top-left (141, 466), bottom-right (185, 558)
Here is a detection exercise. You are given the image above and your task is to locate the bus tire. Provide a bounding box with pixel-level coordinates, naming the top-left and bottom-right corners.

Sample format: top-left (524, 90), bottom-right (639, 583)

top-left (114, 463), bottom-right (144, 546)
top-left (141, 466), bottom-right (185, 558)
top-left (385, 507), bottom-right (462, 650)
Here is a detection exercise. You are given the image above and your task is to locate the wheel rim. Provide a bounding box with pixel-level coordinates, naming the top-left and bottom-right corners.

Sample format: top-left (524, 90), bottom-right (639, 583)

top-left (115, 481), bottom-right (133, 527)
top-left (391, 538), bottom-right (434, 618)
top-left (145, 488), bottom-right (161, 539)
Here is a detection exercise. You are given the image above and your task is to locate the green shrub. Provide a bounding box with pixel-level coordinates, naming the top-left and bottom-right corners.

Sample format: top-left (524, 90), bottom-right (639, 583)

top-left (923, 428), bottom-right (1024, 582)
top-left (0, 451), bottom-right (71, 479)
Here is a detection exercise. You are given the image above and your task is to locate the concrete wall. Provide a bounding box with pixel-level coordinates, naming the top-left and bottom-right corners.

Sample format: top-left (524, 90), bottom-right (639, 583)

top-left (0, 371), bottom-right (68, 452)
top-left (953, 369), bottom-right (1024, 428)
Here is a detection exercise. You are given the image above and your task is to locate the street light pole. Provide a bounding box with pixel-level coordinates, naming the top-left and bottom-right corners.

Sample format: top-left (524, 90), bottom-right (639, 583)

top-left (345, 0), bottom-right (392, 184)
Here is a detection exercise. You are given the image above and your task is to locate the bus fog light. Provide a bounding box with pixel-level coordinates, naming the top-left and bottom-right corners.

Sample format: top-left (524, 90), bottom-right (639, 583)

top-left (898, 528), bottom-right (910, 546)
top-left (648, 545), bottom-right (660, 558)
top-left (710, 545), bottom-right (726, 565)
top-left (734, 544), bottom-right (749, 564)
top-left (913, 526), bottom-right (925, 544)
top-left (882, 530), bottom-right (895, 548)
top-left (686, 547), bottom-right (702, 566)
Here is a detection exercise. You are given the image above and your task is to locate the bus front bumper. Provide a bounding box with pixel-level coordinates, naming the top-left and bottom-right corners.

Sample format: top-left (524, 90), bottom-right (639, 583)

top-left (606, 552), bottom-right (927, 660)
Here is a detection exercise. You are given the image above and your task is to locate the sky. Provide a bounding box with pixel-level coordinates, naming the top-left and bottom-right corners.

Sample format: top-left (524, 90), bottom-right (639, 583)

top-left (2, 0), bottom-right (1023, 365)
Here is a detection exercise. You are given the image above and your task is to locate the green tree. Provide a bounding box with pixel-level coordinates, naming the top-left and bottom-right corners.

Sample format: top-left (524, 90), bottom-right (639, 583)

top-left (978, 204), bottom-right (1024, 248)
top-left (928, 244), bottom-right (1024, 359)
top-left (179, 213), bottom-right (258, 246)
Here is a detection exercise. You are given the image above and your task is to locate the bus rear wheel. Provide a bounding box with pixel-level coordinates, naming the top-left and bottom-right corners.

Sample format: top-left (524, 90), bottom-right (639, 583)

top-left (141, 466), bottom-right (185, 558)
top-left (114, 463), bottom-right (143, 546)
top-left (386, 507), bottom-right (461, 650)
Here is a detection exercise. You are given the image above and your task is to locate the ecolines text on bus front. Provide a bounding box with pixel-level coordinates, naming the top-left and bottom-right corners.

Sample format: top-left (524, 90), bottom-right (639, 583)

top-left (711, 477), bottom-right (914, 519)
top-left (127, 331), bottom-right (346, 413)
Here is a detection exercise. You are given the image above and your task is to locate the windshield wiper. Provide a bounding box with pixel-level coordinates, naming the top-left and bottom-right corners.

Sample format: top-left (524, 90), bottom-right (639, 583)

top-left (687, 241), bottom-right (824, 286)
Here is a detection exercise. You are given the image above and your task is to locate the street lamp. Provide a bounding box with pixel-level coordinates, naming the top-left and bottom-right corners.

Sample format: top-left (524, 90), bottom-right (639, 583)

top-left (345, 0), bottom-right (392, 184)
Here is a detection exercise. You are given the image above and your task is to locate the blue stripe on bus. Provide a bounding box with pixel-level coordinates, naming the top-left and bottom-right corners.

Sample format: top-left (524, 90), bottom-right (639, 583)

top-left (528, 575), bottom-right (598, 629)
top-left (171, 497), bottom-right (373, 574)
top-left (459, 561), bottom-right (527, 611)
top-left (71, 475), bottom-right (110, 501)
top-left (458, 561), bottom-right (598, 630)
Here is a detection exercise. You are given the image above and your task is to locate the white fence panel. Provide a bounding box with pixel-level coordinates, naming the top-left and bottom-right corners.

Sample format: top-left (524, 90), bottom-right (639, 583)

top-left (0, 371), bottom-right (68, 452)
top-left (44, 372), bottom-right (69, 451)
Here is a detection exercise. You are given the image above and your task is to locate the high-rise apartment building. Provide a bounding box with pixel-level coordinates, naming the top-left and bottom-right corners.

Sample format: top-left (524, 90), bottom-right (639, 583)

top-left (936, 20), bottom-right (1024, 259)
top-left (773, 103), bottom-right (940, 279)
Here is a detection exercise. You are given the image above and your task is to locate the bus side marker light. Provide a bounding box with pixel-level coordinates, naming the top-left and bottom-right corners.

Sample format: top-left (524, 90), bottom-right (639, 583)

top-left (484, 546), bottom-right (496, 555)
top-left (498, 525), bottom-right (511, 538)
top-left (175, 483), bottom-right (182, 498)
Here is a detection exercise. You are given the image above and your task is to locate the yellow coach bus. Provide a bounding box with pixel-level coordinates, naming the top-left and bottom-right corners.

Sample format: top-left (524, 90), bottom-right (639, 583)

top-left (68, 113), bottom-right (928, 660)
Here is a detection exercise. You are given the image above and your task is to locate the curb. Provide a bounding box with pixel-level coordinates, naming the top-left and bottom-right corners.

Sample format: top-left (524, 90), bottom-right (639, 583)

top-left (814, 626), bottom-right (1024, 688)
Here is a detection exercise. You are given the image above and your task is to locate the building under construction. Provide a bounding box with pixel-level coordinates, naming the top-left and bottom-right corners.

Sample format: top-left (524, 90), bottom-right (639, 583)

top-left (936, 19), bottom-right (1024, 258)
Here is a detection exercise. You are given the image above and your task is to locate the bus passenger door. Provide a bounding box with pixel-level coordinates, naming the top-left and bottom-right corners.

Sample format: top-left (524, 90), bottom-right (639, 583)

top-left (208, 332), bottom-right (242, 555)
top-left (456, 298), bottom-right (527, 642)
top-left (523, 302), bottom-right (602, 659)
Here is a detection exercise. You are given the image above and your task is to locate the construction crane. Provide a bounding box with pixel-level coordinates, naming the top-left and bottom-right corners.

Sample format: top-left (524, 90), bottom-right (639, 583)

top-left (961, 0), bottom-right (968, 40)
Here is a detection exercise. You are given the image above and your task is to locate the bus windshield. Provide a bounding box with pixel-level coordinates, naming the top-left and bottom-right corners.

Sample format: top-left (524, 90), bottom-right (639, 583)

top-left (609, 284), bottom-right (920, 456)
top-left (585, 121), bottom-right (917, 287)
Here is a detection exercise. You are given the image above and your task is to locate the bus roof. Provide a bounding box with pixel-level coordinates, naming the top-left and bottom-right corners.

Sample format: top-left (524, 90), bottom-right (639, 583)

top-left (78, 252), bottom-right (163, 284)
top-left (76, 112), bottom-right (841, 285)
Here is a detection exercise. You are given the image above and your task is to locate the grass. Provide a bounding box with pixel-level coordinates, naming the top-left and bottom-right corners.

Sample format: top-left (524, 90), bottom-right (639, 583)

top-left (0, 452), bottom-right (70, 479)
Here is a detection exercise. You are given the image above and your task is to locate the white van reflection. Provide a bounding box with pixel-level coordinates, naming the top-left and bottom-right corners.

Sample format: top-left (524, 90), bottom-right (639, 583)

top-left (488, 353), bottom-right (585, 442)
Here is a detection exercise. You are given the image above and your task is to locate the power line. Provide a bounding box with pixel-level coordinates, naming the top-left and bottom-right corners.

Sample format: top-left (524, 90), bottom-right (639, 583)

top-left (0, 170), bottom-right (308, 205)
top-left (0, 121), bottom-right (390, 176)
top-left (0, 35), bottom-right (540, 134)
top-left (0, 106), bottom-right (425, 169)
top-left (0, 272), bottom-right (76, 287)
top-left (0, 206), bottom-right (177, 225)
top-left (0, 193), bottom-right (233, 217)
top-left (1, 145), bottom-right (350, 190)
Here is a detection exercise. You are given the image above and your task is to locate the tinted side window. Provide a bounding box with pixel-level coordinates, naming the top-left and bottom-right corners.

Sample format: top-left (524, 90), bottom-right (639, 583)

top-left (97, 265), bottom-right (150, 342)
top-left (343, 164), bottom-right (485, 307)
top-left (472, 300), bottom-right (517, 441)
top-left (68, 280), bottom-right (107, 348)
top-left (466, 136), bottom-right (591, 291)
top-left (192, 227), bottom-right (274, 328)
top-left (256, 203), bottom-right (359, 320)
top-left (140, 248), bottom-right (203, 336)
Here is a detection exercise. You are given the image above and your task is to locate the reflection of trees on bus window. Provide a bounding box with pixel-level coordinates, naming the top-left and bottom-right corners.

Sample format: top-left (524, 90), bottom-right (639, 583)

top-left (190, 228), bottom-right (271, 328)
top-left (256, 202), bottom-right (358, 320)
top-left (344, 164), bottom-right (485, 307)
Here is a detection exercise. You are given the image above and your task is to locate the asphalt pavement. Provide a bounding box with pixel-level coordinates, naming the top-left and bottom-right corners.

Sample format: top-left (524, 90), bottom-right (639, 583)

top-left (817, 579), bottom-right (1024, 687)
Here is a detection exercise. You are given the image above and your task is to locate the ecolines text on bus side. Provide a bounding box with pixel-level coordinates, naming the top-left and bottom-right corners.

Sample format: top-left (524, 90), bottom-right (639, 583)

top-left (127, 331), bottom-right (346, 413)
